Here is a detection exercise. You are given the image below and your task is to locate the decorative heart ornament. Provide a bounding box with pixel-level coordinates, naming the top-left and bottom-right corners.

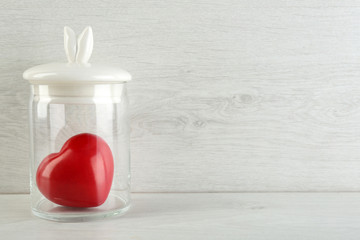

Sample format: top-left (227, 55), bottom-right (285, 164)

top-left (36, 133), bottom-right (114, 208)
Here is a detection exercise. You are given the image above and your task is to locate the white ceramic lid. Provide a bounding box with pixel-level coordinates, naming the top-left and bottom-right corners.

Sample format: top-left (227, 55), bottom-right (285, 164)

top-left (23, 26), bottom-right (131, 85)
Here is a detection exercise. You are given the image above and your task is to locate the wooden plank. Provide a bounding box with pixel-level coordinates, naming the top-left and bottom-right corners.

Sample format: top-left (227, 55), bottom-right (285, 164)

top-left (1, 193), bottom-right (360, 239)
top-left (2, 1), bottom-right (360, 192)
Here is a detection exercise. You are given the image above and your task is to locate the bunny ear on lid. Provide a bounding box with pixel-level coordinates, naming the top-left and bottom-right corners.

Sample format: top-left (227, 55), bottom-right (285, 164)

top-left (76, 26), bottom-right (93, 64)
top-left (64, 26), bottom-right (77, 63)
top-left (23, 26), bottom-right (131, 85)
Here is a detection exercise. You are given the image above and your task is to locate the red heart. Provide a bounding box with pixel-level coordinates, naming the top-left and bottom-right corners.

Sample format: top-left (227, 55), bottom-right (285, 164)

top-left (36, 133), bottom-right (114, 208)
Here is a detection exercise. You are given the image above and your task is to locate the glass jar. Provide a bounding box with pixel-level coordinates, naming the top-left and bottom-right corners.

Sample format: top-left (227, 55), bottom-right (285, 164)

top-left (24, 26), bottom-right (132, 221)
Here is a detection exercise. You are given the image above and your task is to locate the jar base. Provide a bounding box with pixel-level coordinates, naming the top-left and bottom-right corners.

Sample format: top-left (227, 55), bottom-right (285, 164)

top-left (32, 194), bottom-right (131, 222)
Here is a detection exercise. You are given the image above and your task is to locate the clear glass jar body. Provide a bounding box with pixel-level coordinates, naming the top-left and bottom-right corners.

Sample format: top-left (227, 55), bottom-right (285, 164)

top-left (29, 83), bottom-right (130, 221)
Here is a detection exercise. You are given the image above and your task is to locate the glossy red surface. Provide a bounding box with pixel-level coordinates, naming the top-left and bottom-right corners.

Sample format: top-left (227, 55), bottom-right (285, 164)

top-left (36, 133), bottom-right (114, 208)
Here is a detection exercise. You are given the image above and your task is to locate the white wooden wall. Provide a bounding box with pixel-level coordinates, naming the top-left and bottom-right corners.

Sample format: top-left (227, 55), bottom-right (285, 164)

top-left (2, 0), bottom-right (360, 193)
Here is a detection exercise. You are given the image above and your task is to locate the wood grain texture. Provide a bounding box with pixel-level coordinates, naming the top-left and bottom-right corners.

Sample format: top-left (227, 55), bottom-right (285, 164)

top-left (1, 193), bottom-right (360, 239)
top-left (2, 1), bottom-right (360, 193)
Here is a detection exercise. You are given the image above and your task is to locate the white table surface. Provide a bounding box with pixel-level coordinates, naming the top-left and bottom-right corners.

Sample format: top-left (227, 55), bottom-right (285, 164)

top-left (0, 193), bottom-right (359, 240)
